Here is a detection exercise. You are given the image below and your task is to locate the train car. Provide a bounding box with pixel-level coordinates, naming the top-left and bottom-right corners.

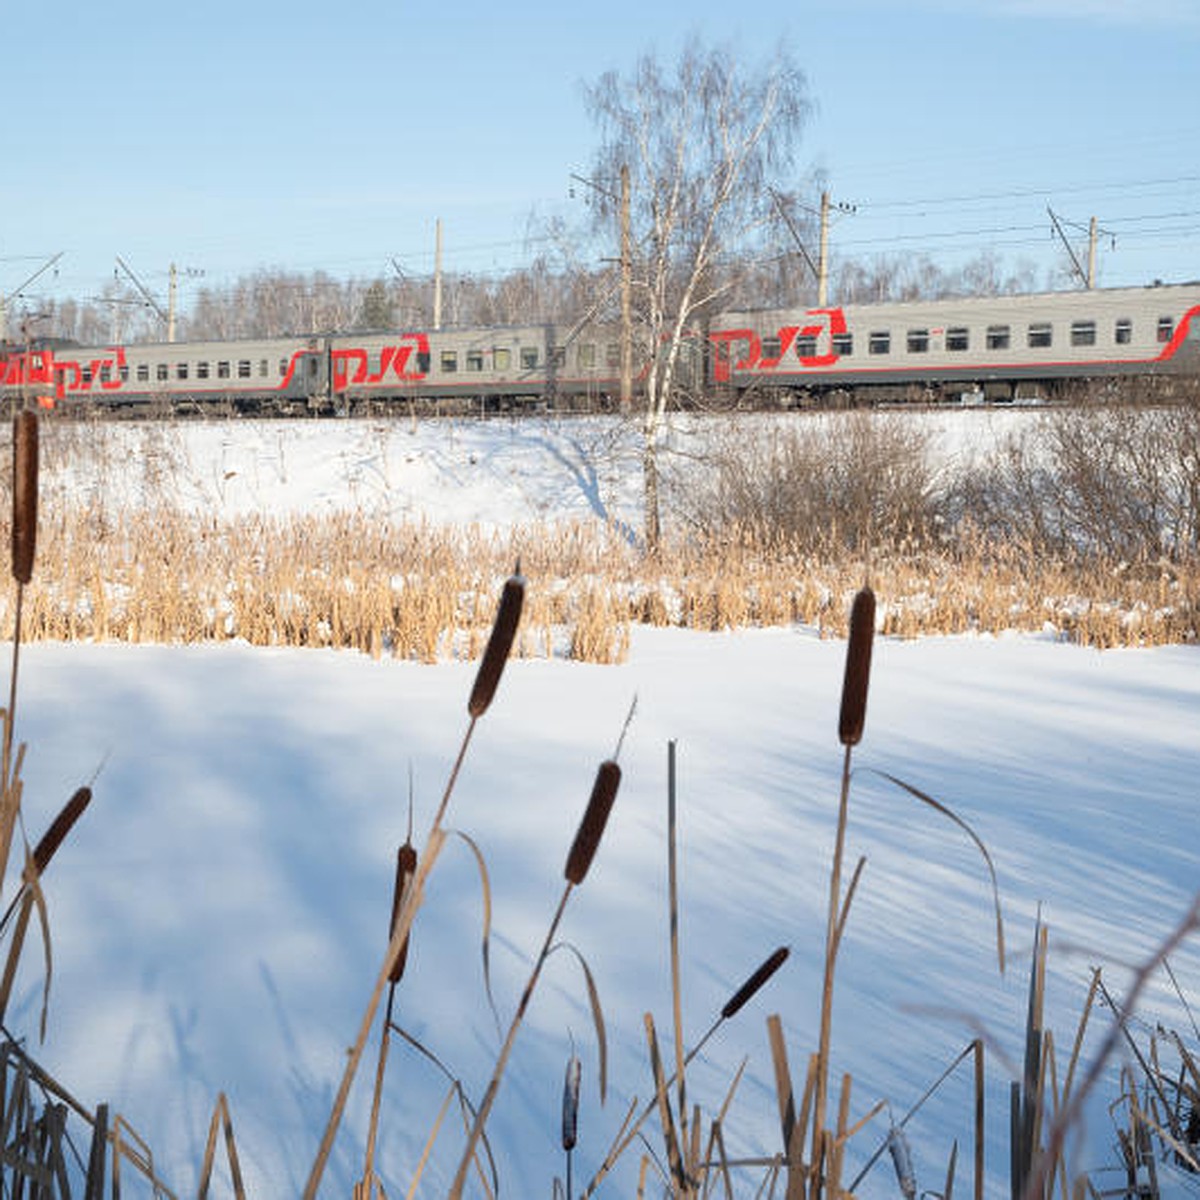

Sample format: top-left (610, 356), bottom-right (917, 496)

top-left (326, 323), bottom-right (629, 411)
top-left (0, 335), bottom-right (327, 413)
top-left (709, 282), bottom-right (1200, 404)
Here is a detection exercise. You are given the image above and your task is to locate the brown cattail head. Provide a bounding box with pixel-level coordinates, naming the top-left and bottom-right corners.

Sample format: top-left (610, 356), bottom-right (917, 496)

top-left (561, 1052), bottom-right (581, 1152)
top-left (31, 786), bottom-right (92, 877)
top-left (838, 586), bottom-right (876, 747)
top-left (467, 573), bottom-right (525, 718)
top-left (721, 945), bottom-right (790, 1019)
top-left (12, 410), bottom-right (39, 585)
top-left (387, 841), bottom-right (418, 983)
top-left (564, 760), bottom-right (621, 886)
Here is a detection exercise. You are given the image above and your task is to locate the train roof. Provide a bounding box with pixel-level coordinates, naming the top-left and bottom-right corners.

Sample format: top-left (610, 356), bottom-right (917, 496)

top-left (720, 280), bottom-right (1200, 323)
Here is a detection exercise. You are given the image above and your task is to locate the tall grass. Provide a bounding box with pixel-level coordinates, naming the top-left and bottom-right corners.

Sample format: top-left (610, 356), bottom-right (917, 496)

top-left (5, 406), bottom-right (1200, 660)
top-left (1, 503), bottom-right (1195, 660)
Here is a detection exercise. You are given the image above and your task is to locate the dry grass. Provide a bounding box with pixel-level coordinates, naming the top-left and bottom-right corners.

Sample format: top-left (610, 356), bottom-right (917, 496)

top-left (0, 502), bottom-right (1195, 663)
top-left (1, 409), bottom-right (1198, 662)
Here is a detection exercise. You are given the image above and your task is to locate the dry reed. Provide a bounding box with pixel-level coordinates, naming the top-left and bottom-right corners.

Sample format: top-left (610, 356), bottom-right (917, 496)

top-left (10, 413), bottom-right (37, 586)
top-left (1, 489), bottom-right (1198, 660)
top-left (387, 839), bottom-right (418, 984)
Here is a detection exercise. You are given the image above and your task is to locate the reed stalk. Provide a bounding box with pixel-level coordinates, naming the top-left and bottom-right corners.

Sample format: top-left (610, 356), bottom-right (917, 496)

top-left (302, 572), bottom-right (523, 1199)
top-left (812, 585), bottom-right (874, 1199)
top-left (448, 753), bottom-right (621, 1199)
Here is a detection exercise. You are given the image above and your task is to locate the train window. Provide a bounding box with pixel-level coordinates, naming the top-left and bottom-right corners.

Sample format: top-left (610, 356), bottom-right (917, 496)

top-left (762, 336), bottom-right (782, 361)
top-left (176, 363), bottom-right (189, 380)
top-left (156, 363), bottom-right (169, 381)
top-left (832, 332), bottom-right (853, 356)
top-left (907, 329), bottom-right (929, 353)
top-left (1157, 316), bottom-right (1174, 343)
top-left (237, 360), bottom-right (251, 378)
top-left (796, 334), bottom-right (818, 358)
top-left (551, 347), bottom-right (566, 368)
top-left (197, 362), bottom-right (210, 380)
top-left (83, 366), bottom-right (93, 384)
top-left (986, 325), bottom-right (1011, 350)
top-left (100, 364), bottom-right (113, 384)
top-left (606, 342), bottom-right (620, 367)
top-left (218, 361), bottom-right (231, 379)
top-left (520, 347), bottom-right (539, 370)
top-left (441, 350), bottom-right (458, 373)
top-left (120, 365), bottom-right (129, 382)
top-left (494, 348), bottom-right (511, 370)
top-left (1028, 323), bottom-right (1052, 348)
top-left (309, 356), bottom-right (321, 375)
top-left (1115, 319), bottom-right (1132, 345)
top-left (259, 360), bottom-right (269, 377)
top-left (136, 364), bottom-right (149, 383)
top-left (1070, 321), bottom-right (1096, 347)
top-left (578, 343), bottom-right (597, 370)
top-left (869, 331), bottom-right (890, 355)
top-left (278, 359), bottom-right (289, 376)
top-left (466, 350), bottom-right (484, 372)
top-left (946, 327), bottom-right (970, 351)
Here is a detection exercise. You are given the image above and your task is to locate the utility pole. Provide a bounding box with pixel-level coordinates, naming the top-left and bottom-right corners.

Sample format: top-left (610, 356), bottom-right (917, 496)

top-left (168, 263), bottom-right (178, 343)
top-left (818, 190), bottom-right (831, 307)
top-left (816, 192), bottom-right (856, 306)
top-left (571, 167), bottom-right (634, 407)
top-left (0, 252), bottom-right (64, 344)
top-left (115, 256), bottom-right (171, 337)
top-left (770, 190), bottom-right (851, 306)
top-left (433, 220), bottom-right (444, 331)
top-left (1048, 207), bottom-right (1113, 289)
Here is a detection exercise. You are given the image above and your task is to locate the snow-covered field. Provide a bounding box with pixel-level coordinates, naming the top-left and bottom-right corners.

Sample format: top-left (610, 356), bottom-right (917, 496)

top-left (6, 413), bottom-right (1199, 1198)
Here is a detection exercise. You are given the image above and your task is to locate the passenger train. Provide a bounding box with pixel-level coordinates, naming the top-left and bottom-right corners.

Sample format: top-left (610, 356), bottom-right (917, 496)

top-left (2, 281), bottom-right (1197, 415)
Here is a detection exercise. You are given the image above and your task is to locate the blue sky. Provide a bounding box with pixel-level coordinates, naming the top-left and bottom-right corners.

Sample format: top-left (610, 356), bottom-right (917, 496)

top-left (4, 0), bottom-right (1198, 313)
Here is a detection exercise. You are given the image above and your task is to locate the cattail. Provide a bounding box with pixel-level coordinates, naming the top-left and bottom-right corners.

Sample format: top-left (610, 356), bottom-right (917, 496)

top-left (887, 1126), bottom-right (917, 1200)
top-left (561, 1052), bottom-right (581, 1152)
top-left (11, 410), bottom-right (38, 585)
top-left (721, 945), bottom-right (790, 1019)
top-left (467, 572), bottom-right (525, 718)
top-left (838, 586), bottom-right (876, 747)
top-left (31, 786), bottom-right (92, 877)
top-left (564, 760), bottom-right (621, 885)
top-left (387, 840), bottom-right (418, 983)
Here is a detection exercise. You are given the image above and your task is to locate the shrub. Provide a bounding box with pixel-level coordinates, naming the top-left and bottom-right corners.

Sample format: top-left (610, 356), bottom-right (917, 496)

top-left (681, 412), bottom-right (941, 554)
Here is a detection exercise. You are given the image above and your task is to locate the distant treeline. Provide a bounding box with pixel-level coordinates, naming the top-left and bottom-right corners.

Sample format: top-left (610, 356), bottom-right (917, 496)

top-left (30, 248), bottom-right (1054, 347)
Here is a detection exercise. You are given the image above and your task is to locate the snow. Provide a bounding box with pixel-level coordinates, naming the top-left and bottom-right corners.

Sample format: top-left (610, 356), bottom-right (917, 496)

top-left (5, 413), bottom-right (1200, 1198)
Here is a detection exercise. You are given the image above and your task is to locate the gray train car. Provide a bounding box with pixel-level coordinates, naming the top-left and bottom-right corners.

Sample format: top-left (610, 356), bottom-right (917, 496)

top-left (0, 335), bottom-right (325, 413)
top-left (325, 324), bottom-right (629, 410)
top-left (712, 282), bottom-right (1200, 403)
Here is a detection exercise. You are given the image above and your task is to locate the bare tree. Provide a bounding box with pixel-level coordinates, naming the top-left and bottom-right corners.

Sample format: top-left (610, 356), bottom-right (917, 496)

top-left (584, 36), bottom-right (812, 548)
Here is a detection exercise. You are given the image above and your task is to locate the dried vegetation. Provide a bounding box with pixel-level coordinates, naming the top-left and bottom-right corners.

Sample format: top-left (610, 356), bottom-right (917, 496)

top-left (1, 405), bottom-right (1199, 662)
top-left (0, 409), bottom-right (1196, 1199)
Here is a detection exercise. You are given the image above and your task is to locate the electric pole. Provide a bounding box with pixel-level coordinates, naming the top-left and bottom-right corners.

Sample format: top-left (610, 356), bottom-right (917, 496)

top-left (1048, 208), bottom-right (1113, 289)
top-left (0, 252), bottom-right (64, 344)
top-left (115, 256), bottom-right (171, 338)
top-left (433, 220), bottom-right (443, 332)
top-left (818, 190), bottom-right (831, 307)
top-left (570, 168), bottom-right (634, 408)
top-left (769, 190), bottom-right (851, 306)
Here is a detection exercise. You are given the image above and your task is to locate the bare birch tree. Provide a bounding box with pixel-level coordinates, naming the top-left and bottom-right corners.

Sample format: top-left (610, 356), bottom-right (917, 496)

top-left (584, 38), bottom-right (812, 547)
